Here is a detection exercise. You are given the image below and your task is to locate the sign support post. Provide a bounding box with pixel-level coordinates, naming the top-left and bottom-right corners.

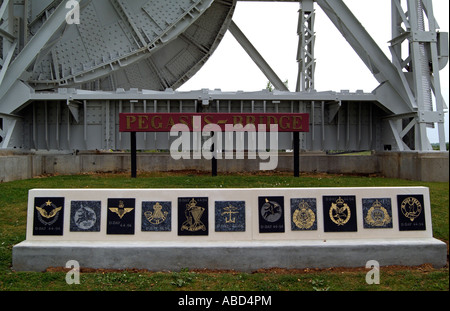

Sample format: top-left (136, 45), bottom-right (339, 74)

top-left (131, 132), bottom-right (137, 178)
top-left (211, 131), bottom-right (217, 177)
top-left (120, 113), bottom-right (309, 178)
top-left (294, 132), bottom-right (300, 177)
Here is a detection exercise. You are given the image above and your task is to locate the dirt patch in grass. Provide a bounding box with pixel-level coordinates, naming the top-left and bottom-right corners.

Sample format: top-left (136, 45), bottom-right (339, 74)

top-left (46, 263), bottom-right (446, 275)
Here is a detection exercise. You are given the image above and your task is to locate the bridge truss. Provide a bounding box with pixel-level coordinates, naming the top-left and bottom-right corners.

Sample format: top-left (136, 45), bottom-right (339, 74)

top-left (0, 0), bottom-right (447, 152)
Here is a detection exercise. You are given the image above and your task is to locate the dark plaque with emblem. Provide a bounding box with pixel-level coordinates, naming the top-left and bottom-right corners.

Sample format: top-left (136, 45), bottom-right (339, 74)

top-left (215, 201), bottom-right (245, 232)
top-left (397, 195), bottom-right (426, 231)
top-left (323, 196), bottom-right (357, 232)
top-left (142, 201), bottom-right (171, 232)
top-left (178, 197), bottom-right (208, 236)
top-left (107, 198), bottom-right (135, 235)
top-left (33, 197), bottom-right (65, 236)
top-left (258, 196), bottom-right (285, 233)
top-left (291, 198), bottom-right (317, 231)
top-left (362, 198), bottom-right (393, 229)
top-left (70, 201), bottom-right (101, 232)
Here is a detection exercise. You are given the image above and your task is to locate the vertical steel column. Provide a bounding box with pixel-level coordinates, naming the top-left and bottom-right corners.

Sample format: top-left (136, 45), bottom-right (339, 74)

top-left (390, 0), bottom-right (447, 151)
top-left (296, 0), bottom-right (316, 92)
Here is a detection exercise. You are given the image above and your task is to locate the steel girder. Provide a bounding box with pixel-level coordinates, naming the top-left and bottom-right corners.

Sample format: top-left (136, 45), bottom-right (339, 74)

top-left (296, 0), bottom-right (316, 92)
top-left (0, 0), bottom-right (236, 114)
top-left (238, 0), bottom-right (448, 151)
top-left (16, 88), bottom-right (381, 152)
top-left (0, 0), bottom-right (448, 152)
top-left (388, 0), bottom-right (448, 151)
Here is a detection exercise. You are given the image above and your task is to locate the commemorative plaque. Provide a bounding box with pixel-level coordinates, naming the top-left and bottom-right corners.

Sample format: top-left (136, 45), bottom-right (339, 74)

top-left (107, 198), bottom-right (135, 235)
top-left (258, 196), bottom-right (285, 233)
top-left (33, 197), bottom-right (65, 236)
top-left (290, 198), bottom-right (317, 231)
top-left (142, 201), bottom-right (171, 232)
top-left (215, 201), bottom-right (246, 232)
top-left (178, 197), bottom-right (209, 236)
top-left (323, 196), bottom-right (357, 232)
top-left (397, 195), bottom-right (426, 231)
top-left (362, 198), bottom-right (393, 229)
top-left (70, 201), bottom-right (101, 232)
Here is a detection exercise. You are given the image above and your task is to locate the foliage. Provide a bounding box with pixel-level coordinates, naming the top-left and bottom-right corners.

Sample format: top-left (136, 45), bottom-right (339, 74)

top-left (265, 80), bottom-right (289, 92)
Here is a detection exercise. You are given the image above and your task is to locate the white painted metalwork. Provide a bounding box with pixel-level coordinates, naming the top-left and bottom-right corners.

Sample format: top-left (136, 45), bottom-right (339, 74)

top-left (0, 0), bottom-right (447, 152)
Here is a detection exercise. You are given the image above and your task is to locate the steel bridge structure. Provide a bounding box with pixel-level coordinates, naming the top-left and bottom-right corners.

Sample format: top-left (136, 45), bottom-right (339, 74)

top-left (0, 0), bottom-right (448, 153)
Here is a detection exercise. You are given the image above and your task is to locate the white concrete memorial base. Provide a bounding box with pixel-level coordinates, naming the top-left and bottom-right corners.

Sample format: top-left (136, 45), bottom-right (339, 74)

top-left (12, 187), bottom-right (447, 271)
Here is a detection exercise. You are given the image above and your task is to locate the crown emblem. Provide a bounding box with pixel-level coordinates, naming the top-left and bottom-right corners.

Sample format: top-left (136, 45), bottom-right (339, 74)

top-left (187, 198), bottom-right (198, 207)
top-left (336, 197), bottom-right (345, 204)
top-left (297, 200), bottom-right (310, 210)
top-left (372, 200), bottom-right (382, 208)
top-left (153, 202), bottom-right (162, 211)
top-left (144, 202), bottom-right (168, 225)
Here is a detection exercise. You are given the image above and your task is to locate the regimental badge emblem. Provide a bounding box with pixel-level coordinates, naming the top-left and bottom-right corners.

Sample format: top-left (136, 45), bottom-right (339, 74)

top-left (258, 196), bottom-right (285, 233)
top-left (107, 198), bottom-right (135, 235)
top-left (109, 200), bottom-right (134, 219)
top-left (222, 205), bottom-right (239, 224)
top-left (292, 200), bottom-right (316, 230)
top-left (70, 201), bottom-right (101, 232)
top-left (181, 198), bottom-right (206, 232)
top-left (215, 201), bottom-right (245, 232)
top-left (36, 200), bottom-right (63, 226)
top-left (142, 201), bottom-right (171, 232)
top-left (329, 197), bottom-right (351, 226)
top-left (397, 195), bottom-right (426, 231)
top-left (74, 206), bottom-right (97, 230)
top-left (144, 202), bottom-right (168, 225)
top-left (33, 197), bottom-right (65, 236)
top-left (400, 196), bottom-right (422, 222)
top-left (261, 198), bottom-right (282, 223)
top-left (365, 200), bottom-right (392, 227)
top-left (323, 196), bottom-right (357, 232)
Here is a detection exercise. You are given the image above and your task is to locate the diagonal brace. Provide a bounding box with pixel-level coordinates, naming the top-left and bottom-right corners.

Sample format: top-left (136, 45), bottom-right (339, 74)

top-left (228, 20), bottom-right (289, 92)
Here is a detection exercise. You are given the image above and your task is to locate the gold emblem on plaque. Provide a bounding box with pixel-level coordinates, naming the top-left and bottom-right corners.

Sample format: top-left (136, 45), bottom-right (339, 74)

top-left (181, 198), bottom-right (206, 232)
top-left (329, 197), bottom-right (351, 226)
top-left (222, 205), bottom-right (239, 224)
top-left (365, 200), bottom-right (391, 227)
top-left (293, 200), bottom-right (315, 229)
top-left (400, 197), bottom-right (422, 222)
top-left (109, 200), bottom-right (134, 219)
top-left (36, 200), bottom-right (62, 219)
top-left (36, 200), bottom-right (62, 225)
top-left (144, 202), bottom-right (168, 225)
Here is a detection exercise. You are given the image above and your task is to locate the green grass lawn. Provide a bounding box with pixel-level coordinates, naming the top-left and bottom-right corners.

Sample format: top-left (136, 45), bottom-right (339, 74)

top-left (0, 172), bottom-right (448, 291)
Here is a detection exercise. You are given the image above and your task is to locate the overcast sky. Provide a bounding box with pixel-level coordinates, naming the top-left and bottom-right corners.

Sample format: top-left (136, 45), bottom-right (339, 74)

top-left (179, 0), bottom-right (449, 143)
